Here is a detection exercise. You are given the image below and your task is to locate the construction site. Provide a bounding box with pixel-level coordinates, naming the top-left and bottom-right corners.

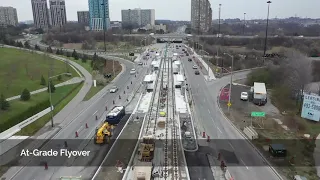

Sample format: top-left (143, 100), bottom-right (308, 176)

top-left (121, 44), bottom-right (193, 180)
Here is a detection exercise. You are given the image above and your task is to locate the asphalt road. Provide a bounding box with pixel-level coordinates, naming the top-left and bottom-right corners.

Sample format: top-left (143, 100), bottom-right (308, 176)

top-left (114, 33), bottom-right (320, 40)
top-left (178, 46), bottom-right (283, 180)
top-left (1, 42), bottom-right (166, 180)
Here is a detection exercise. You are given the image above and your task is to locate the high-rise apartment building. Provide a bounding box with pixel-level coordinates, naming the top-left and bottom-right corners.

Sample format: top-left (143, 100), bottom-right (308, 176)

top-left (0, 7), bottom-right (18, 27)
top-left (191, 0), bottom-right (212, 33)
top-left (88, 0), bottom-right (110, 31)
top-left (141, 9), bottom-right (155, 26)
top-left (121, 9), bottom-right (141, 27)
top-left (77, 11), bottom-right (89, 25)
top-left (121, 8), bottom-right (155, 27)
top-left (49, 0), bottom-right (67, 27)
top-left (31, 0), bottom-right (50, 29)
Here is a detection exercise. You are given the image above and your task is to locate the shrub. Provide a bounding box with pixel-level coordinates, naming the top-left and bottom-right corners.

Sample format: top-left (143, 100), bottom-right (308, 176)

top-left (40, 75), bottom-right (46, 86)
top-left (0, 100), bottom-right (50, 133)
top-left (47, 81), bottom-right (56, 93)
top-left (0, 94), bottom-right (10, 110)
top-left (20, 88), bottom-right (31, 101)
top-left (57, 75), bottom-right (62, 81)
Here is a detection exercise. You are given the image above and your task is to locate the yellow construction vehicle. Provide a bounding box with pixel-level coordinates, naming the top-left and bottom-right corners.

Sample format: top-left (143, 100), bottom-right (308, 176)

top-left (94, 122), bottom-right (113, 144)
top-left (138, 135), bottom-right (155, 162)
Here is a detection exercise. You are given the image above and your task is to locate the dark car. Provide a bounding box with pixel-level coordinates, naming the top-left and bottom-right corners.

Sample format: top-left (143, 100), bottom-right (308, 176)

top-left (188, 58), bottom-right (192, 62)
top-left (185, 53), bottom-right (189, 56)
top-left (195, 70), bottom-right (200, 75)
top-left (129, 52), bottom-right (134, 56)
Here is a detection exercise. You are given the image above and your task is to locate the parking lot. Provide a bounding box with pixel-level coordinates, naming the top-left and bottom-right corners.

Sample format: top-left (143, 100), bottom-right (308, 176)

top-left (219, 84), bottom-right (278, 130)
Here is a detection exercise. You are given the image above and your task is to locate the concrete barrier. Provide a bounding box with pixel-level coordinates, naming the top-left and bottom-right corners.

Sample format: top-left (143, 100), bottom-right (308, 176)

top-left (224, 169), bottom-right (233, 180)
top-left (0, 106), bottom-right (53, 141)
top-left (243, 126), bottom-right (258, 140)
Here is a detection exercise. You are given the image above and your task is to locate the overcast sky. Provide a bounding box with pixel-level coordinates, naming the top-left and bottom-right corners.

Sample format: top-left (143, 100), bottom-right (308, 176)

top-left (0, 0), bottom-right (319, 22)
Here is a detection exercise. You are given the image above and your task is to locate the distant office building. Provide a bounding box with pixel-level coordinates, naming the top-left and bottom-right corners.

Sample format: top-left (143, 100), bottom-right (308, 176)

top-left (121, 8), bottom-right (155, 27)
top-left (191, 0), bottom-right (212, 33)
top-left (49, 0), bottom-right (67, 27)
top-left (88, 0), bottom-right (110, 31)
top-left (0, 6), bottom-right (18, 27)
top-left (77, 11), bottom-right (89, 25)
top-left (31, 0), bottom-right (50, 29)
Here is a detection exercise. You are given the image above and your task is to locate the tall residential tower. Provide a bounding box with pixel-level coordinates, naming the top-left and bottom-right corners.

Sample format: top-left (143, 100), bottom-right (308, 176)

top-left (31, 0), bottom-right (50, 29)
top-left (88, 0), bottom-right (110, 31)
top-left (0, 7), bottom-right (18, 27)
top-left (191, 0), bottom-right (212, 33)
top-left (121, 8), bottom-right (155, 27)
top-left (49, 0), bottom-right (67, 27)
top-left (77, 11), bottom-right (90, 25)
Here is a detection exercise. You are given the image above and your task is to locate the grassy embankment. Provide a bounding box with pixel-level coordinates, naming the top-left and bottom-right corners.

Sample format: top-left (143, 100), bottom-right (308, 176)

top-left (0, 47), bottom-right (83, 135)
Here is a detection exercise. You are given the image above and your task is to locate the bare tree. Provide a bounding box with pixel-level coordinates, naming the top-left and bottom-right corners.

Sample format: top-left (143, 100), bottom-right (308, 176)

top-left (282, 50), bottom-right (313, 101)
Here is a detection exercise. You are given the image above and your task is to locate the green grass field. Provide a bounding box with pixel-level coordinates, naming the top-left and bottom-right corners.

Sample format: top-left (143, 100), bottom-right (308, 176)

top-left (0, 84), bottom-right (81, 129)
top-left (65, 56), bottom-right (122, 101)
top-left (0, 48), bottom-right (78, 98)
top-left (16, 83), bottom-right (83, 136)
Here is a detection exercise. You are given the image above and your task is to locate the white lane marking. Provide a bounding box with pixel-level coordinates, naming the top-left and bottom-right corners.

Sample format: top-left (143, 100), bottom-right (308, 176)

top-left (77, 126), bottom-right (83, 133)
top-left (217, 127), bottom-right (222, 133)
top-left (240, 158), bottom-right (249, 170)
top-left (229, 142), bottom-right (235, 150)
top-left (204, 98), bottom-right (206, 102)
top-left (207, 109), bottom-right (211, 114)
top-left (93, 110), bottom-right (98, 115)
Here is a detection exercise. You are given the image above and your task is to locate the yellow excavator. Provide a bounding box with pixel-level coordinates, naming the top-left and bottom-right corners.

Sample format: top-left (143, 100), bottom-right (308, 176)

top-left (94, 122), bottom-right (113, 144)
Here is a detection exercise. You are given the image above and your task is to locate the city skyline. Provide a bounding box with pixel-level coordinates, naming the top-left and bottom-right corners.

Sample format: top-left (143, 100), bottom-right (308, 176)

top-left (0, 0), bottom-right (320, 22)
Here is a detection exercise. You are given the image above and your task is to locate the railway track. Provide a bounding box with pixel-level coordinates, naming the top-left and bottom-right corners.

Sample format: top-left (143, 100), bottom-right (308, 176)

top-left (145, 53), bottom-right (164, 134)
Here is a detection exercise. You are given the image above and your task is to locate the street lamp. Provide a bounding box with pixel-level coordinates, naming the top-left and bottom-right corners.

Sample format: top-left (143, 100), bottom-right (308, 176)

top-left (48, 72), bottom-right (72, 127)
top-left (101, 0), bottom-right (107, 52)
top-left (218, 4), bottom-right (222, 37)
top-left (224, 53), bottom-right (234, 112)
top-left (243, 13), bottom-right (246, 35)
top-left (263, 1), bottom-right (272, 57)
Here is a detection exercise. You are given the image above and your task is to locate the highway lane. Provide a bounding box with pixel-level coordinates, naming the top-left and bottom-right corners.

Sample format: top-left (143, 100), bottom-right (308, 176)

top-left (114, 33), bottom-right (320, 39)
top-left (2, 44), bottom-right (167, 180)
top-left (179, 49), bottom-right (282, 180)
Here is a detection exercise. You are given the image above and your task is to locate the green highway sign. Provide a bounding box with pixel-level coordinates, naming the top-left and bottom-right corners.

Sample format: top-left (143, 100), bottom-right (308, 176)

top-left (251, 112), bottom-right (265, 117)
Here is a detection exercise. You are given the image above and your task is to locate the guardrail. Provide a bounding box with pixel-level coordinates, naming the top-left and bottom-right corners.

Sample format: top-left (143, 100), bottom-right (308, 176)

top-left (183, 88), bottom-right (199, 152)
top-left (0, 106), bottom-right (53, 142)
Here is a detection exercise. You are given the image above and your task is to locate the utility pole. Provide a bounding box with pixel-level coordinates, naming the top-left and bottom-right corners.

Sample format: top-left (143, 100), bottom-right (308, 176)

top-left (263, 1), bottom-right (272, 58)
top-left (243, 13), bottom-right (246, 35)
top-left (218, 4), bottom-right (221, 37)
top-left (198, 0), bottom-right (201, 35)
top-left (102, 0), bottom-right (107, 52)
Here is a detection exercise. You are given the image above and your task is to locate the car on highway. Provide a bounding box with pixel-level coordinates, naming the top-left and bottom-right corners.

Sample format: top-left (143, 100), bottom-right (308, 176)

top-left (240, 92), bottom-right (248, 101)
top-left (188, 58), bottom-right (192, 62)
top-left (195, 70), bottom-right (200, 75)
top-left (130, 68), bottom-right (136, 75)
top-left (109, 86), bottom-right (118, 93)
top-left (192, 65), bottom-right (198, 69)
top-left (138, 62), bottom-right (143, 65)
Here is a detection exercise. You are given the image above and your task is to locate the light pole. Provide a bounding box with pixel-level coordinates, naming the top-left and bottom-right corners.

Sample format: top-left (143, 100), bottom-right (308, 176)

top-left (48, 72), bottom-right (72, 127)
top-left (218, 4), bottom-right (222, 37)
top-left (101, 0), bottom-right (107, 52)
top-left (224, 53), bottom-right (234, 112)
top-left (263, 1), bottom-right (272, 58)
top-left (243, 13), bottom-right (246, 35)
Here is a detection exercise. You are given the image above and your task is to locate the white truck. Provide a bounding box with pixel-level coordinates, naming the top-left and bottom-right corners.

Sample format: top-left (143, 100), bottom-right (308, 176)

top-left (250, 82), bottom-right (267, 105)
top-left (172, 63), bottom-right (179, 74)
